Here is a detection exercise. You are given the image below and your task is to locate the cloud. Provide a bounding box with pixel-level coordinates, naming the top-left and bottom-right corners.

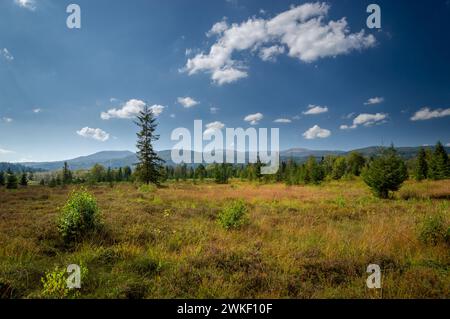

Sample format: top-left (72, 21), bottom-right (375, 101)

top-left (1, 48), bottom-right (14, 61)
top-left (446, 143), bottom-right (450, 147)
top-left (340, 113), bottom-right (388, 129)
top-left (206, 20), bottom-right (229, 37)
top-left (33, 108), bottom-right (42, 113)
top-left (259, 45), bottom-right (285, 61)
top-left (76, 127), bottom-right (110, 142)
top-left (149, 105), bottom-right (166, 116)
top-left (410, 107), bottom-right (450, 121)
top-left (342, 112), bottom-right (355, 119)
top-left (177, 96), bottom-right (199, 108)
top-left (101, 99), bottom-right (165, 119)
top-left (303, 125), bottom-right (331, 139)
top-left (203, 121), bottom-right (225, 136)
top-left (2, 117), bottom-right (13, 123)
top-left (364, 97), bottom-right (384, 105)
top-left (0, 148), bottom-right (14, 155)
top-left (14, 0), bottom-right (36, 10)
top-left (184, 2), bottom-right (375, 84)
top-left (274, 118), bottom-right (292, 123)
top-left (244, 112), bottom-right (263, 125)
top-left (303, 104), bottom-right (328, 115)
top-left (211, 67), bottom-right (248, 85)
top-left (210, 107), bottom-right (220, 114)
top-left (170, 113), bottom-right (176, 118)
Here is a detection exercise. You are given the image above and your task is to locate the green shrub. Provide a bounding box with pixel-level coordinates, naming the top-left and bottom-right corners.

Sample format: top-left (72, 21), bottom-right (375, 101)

top-left (362, 146), bottom-right (408, 198)
top-left (218, 200), bottom-right (248, 230)
top-left (419, 214), bottom-right (448, 245)
top-left (58, 188), bottom-right (102, 243)
top-left (41, 263), bottom-right (88, 299)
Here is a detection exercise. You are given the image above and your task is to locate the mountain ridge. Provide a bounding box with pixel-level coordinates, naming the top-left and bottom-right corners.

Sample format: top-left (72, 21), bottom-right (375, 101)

top-left (12, 145), bottom-right (450, 171)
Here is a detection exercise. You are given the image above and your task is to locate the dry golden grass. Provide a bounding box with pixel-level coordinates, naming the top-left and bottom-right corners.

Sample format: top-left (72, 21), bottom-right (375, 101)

top-left (0, 179), bottom-right (449, 298)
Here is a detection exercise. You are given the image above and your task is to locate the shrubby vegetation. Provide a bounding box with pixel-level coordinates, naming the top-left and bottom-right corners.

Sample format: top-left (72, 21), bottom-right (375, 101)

top-left (41, 263), bottom-right (88, 299)
top-left (58, 188), bottom-right (102, 243)
top-left (418, 213), bottom-right (449, 246)
top-left (361, 146), bottom-right (408, 199)
top-left (218, 200), bottom-right (248, 230)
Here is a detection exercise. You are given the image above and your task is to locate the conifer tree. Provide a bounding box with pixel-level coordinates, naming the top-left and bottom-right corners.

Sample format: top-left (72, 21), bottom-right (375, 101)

top-left (255, 156), bottom-right (263, 181)
top-left (20, 173), bottom-right (28, 186)
top-left (116, 167), bottom-right (123, 182)
top-left (306, 156), bottom-right (324, 184)
top-left (195, 164), bottom-right (206, 181)
top-left (6, 169), bottom-right (18, 189)
top-left (414, 147), bottom-right (428, 181)
top-left (362, 146), bottom-right (408, 198)
top-left (0, 171), bottom-right (5, 186)
top-left (123, 166), bottom-right (132, 181)
top-left (62, 162), bottom-right (72, 185)
top-left (428, 142), bottom-right (449, 180)
top-left (347, 152), bottom-right (366, 176)
top-left (135, 104), bottom-right (164, 185)
top-left (331, 157), bottom-right (347, 180)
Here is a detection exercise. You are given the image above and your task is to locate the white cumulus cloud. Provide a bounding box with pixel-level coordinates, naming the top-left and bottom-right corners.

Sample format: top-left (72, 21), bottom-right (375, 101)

top-left (364, 97), bottom-right (384, 105)
top-left (177, 96), bottom-right (199, 108)
top-left (259, 45), bottom-right (285, 61)
top-left (76, 127), bottom-right (110, 142)
top-left (203, 121), bottom-right (225, 136)
top-left (303, 125), bottom-right (331, 139)
top-left (101, 99), bottom-right (165, 119)
top-left (244, 113), bottom-right (263, 125)
top-left (211, 67), bottom-right (248, 85)
top-left (183, 2), bottom-right (375, 85)
top-left (410, 107), bottom-right (450, 121)
top-left (2, 117), bottom-right (13, 123)
top-left (14, 0), bottom-right (36, 10)
top-left (303, 104), bottom-right (328, 115)
top-left (207, 20), bottom-right (229, 37)
top-left (340, 113), bottom-right (388, 129)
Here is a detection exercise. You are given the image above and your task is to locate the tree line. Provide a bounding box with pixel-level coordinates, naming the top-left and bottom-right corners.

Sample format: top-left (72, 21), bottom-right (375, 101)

top-left (1, 102), bottom-right (448, 199)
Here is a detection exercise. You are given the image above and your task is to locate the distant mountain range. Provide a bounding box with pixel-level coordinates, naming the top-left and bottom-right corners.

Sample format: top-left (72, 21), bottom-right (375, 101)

top-left (7, 145), bottom-right (448, 172)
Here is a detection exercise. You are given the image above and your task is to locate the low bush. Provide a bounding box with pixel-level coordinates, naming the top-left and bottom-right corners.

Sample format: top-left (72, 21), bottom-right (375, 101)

top-left (41, 263), bottom-right (88, 299)
top-left (418, 214), bottom-right (448, 245)
top-left (58, 188), bottom-right (102, 243)
top-left (218, 200), bottom-right (248, 230)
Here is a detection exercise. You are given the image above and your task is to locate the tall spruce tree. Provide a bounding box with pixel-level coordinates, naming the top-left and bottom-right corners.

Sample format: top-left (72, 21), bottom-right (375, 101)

top-left (0, 171), bottom-right (5, 186)
top-left (414, 147), bottom-right (428, 181)
top-left (62, 162), bottom-right (72, 185)
top-left (135, 104), bottom-right (164, 185)
top-left (123, 166), bottom-right (132, 181)
top-left (428, 142), bottom-right (449, 180)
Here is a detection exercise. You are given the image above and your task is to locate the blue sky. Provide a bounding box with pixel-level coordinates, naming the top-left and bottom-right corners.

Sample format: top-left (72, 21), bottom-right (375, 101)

top-left (0, 0), bottom-right (449, 162)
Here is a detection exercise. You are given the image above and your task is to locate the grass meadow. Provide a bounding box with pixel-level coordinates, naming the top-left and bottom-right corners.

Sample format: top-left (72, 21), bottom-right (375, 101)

top-left (0, 179), bottom-right (449, 299)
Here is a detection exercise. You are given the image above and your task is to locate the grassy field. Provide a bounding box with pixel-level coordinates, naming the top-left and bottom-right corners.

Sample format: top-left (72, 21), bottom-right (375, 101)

top-left (0, 179), bottom-right (449, 299)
